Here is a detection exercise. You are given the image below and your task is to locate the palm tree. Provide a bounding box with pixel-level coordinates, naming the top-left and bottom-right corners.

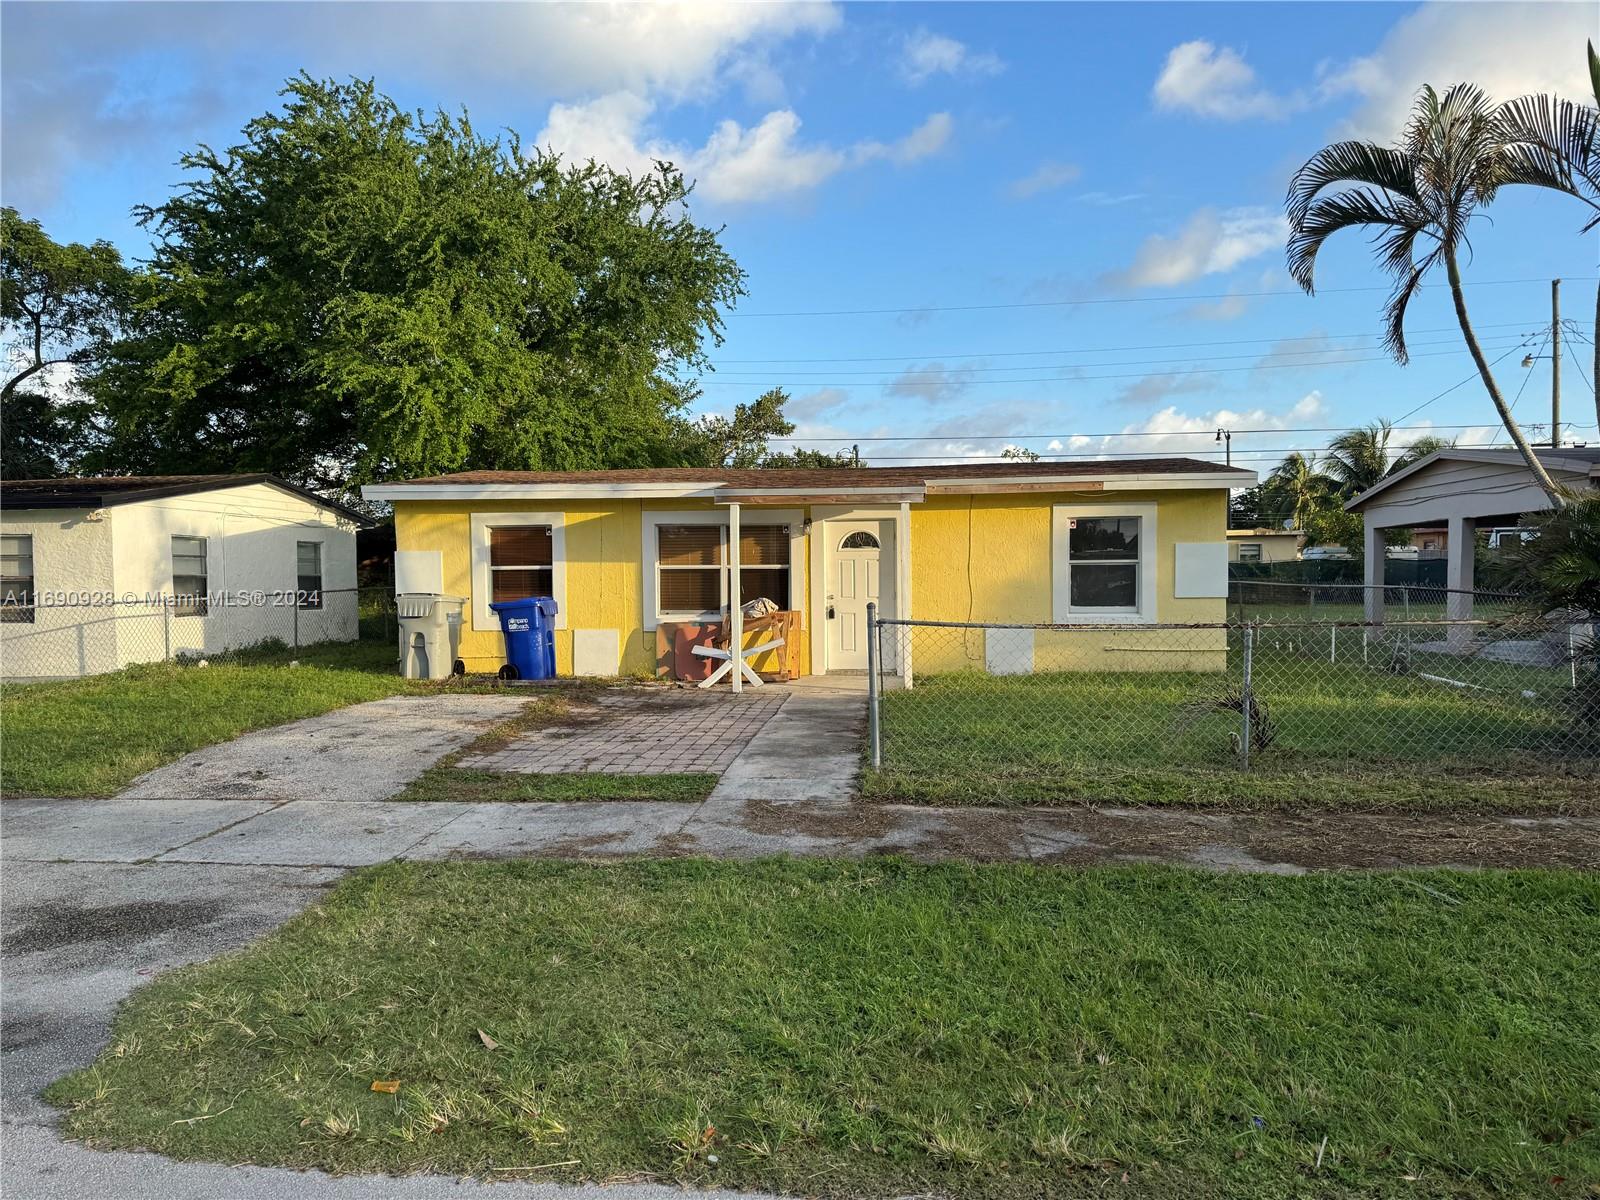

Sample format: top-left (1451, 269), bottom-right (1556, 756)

top-left (1322, 422), bottom-right (1396, 496)
top-left (1287, 83), bottom-right (1571, 501)
top-left (1497, 41), bottom-right (1600, 429)
top-left (1266, 451), bottom-right (1332, 530)
top-left (1393, 433), bottom-right (1455, 471)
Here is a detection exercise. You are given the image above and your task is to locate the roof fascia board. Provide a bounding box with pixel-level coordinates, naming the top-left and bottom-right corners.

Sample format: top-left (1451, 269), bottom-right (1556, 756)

top-left (1344, 449), bottom-right (1596, 512)
top-left (362, 482), bottom-right (721, 502)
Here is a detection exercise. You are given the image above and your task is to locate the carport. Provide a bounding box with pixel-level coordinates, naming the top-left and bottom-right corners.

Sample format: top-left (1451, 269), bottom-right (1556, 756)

top-left (1344, 447), bottom-right (1600, 626)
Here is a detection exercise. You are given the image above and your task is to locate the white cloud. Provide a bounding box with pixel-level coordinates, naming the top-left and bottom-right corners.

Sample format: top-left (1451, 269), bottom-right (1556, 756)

top-left (885, 361), bottom-right (980, 404)
top-left (1077, 190), bottom-right (1147, 207)
top-left (786, 387), bottom-right (851, 422)
top-left (1073, 392), bottom-right (1327, 463)
top-left (1321, 1), bottom-right (1595, 141)
top-left (854, 112), bottom-right (954, 166)
top-left (1151, 4), bottom-right (1594, 140)
top-left (1007, 160), bottom-right (1082, 200)
top-left (1, 1), bottom-right (842, 210)
top-left (1153, 40), bottom-right (1296, 120)
top-left (900, 28), bottom-right (1004, 85)
top-left (1111, 207), bottom-right (1287, 289)
top-left (538, 96), bottom-right (948, 204)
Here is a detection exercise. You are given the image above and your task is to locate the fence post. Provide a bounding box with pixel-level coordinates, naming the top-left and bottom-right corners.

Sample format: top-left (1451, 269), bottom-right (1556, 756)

top-left (292, 590), bottom-right (300, 652)
top-left (163, 601), bottom-right (172, 662)
top-left (866, 601), bottom-right (881, 770)
top-left (1240, 624), bottom-right (1254, 770)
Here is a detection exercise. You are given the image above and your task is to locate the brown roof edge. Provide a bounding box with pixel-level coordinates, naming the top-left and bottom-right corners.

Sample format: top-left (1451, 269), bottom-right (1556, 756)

top-left (0, 473), bottom-right (371, 525)
top-left (378, 457), bottom-right (1249, 488)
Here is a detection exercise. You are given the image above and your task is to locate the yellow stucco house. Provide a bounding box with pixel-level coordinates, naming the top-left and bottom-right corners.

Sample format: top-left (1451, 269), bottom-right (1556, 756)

top-left (361, 458), bottom-right (1254, 681)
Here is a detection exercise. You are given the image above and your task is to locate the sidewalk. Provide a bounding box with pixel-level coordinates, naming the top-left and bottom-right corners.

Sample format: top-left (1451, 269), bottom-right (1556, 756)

top-left (5, 794), bottom-right (1594, 872)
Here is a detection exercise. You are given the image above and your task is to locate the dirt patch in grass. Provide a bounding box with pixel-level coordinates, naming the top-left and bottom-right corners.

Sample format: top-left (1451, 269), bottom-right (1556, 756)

top-left (46, 859), bottom-right (1600, 1199)
top-left (1017, 808), bottom-right (1600, 872)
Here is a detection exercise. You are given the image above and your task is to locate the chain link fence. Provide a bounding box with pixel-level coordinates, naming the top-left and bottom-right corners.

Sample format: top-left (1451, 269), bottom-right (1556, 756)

top-left (1, 586), bottom-right (393, 680)
top-left (865, 607), bottom-right (1599, 803)
top-left (1228, 578), bottom-right (1524, 624)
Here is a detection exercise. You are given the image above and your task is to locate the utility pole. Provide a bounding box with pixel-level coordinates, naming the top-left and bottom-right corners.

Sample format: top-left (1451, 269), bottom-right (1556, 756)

top-left (851, 443), bottom-right (860, 467)
top-left (1215, 427), bottom-right (1231, 466)
top-left (1550, 278), bottom-right (1561, 447)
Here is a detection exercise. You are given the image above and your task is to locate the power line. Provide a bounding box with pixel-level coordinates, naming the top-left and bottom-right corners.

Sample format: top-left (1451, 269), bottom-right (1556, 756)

top-left (1390, 346), bottom-right (1521, 424)
top-left (730, 276), bottom-right (1588, 318)
top-left (712, 321), bottom-right (1534, 364)
top-left (705, 333), bottom-right (1520, 381)
top-left (695, 340), bottom-right (1522, 388)
top-left (770, 421), bottom-right (1582, 445)
top-left (1566, 338), bottom-right (1595, 394)
top-left (1508, 328), bottom-right (1550, 414)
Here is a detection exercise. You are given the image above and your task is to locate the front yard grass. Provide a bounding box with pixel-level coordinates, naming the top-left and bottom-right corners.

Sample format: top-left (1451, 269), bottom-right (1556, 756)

top-left (48, 859), bottom-right (1599, 1198)
top-left (866, 666), bottom-right (1599, 812)
top-left (395, 767), bottom-right (718, 803)
top-left (0, 638), bottom-right (491, 797)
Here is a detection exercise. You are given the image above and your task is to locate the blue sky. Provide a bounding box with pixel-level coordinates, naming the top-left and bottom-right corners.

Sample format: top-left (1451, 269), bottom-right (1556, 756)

top-left (4, 0), bottom-right (1596, 474)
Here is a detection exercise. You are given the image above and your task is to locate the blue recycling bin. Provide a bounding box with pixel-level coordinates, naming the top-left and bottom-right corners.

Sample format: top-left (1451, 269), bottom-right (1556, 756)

top-left (489, 596), bottom-right (558, 680)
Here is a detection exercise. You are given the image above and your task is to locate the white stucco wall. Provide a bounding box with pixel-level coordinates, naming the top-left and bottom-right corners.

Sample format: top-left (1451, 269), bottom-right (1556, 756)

top-left (0, 507), bottom-right (118, 678)
top-left (1, 482), bottom-right (360, 678)
top-left (108, 482), bottom-right (360, 662)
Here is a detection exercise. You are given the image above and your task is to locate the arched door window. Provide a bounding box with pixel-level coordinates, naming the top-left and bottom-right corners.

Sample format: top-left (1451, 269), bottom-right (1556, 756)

top-left (839, 530), bottom-right (880, 550)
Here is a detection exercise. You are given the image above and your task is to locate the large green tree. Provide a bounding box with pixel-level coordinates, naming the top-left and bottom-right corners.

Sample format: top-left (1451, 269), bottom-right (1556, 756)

top-left (86, 75), bottom-right (745, 492)
top-left (669, 387), bottom-right (857, 469)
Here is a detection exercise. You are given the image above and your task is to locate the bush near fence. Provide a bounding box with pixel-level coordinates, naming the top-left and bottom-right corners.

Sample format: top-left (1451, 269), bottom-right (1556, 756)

top-left (865, 611), bottom-right (1598, 810)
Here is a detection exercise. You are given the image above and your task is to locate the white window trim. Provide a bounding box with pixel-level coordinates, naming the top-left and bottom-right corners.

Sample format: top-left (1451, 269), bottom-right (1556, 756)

top-left (1052, 503), bottom-right (1158, 624)
top-left (470, 511), bottom-right (567, 632)
top-left (641, 509), bottom-right (802, 631)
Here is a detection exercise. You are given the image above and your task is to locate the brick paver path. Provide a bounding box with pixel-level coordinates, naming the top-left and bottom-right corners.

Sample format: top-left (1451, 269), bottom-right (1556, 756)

top-left (458, 689), bottom-right (791, 775)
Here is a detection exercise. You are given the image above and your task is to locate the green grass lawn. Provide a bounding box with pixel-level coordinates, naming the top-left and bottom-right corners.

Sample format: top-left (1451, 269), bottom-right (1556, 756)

top-left (866, 657), bottom-right (1599, 811)
top-left (47, 859), bottom-right (1600, 1198)
top-left (0, 637), bottom-right (490, 797)
top-left (395, 767), bottom-right (718, 803)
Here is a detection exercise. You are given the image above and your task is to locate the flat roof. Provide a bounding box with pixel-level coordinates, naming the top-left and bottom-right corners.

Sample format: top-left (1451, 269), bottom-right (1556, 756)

top-left (363, 458), bottom-right (1257, 503)
top-left (382, 458), bottom-right (1249, 488)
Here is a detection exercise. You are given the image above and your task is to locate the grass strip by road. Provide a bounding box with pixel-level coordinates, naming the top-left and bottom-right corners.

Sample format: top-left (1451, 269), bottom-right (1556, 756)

top-left (48, 859), bottom-right (1600, 1199)
top-left (395, 767), bottom-right (718, 803)
top-left (0, 638), bottom-right (507, 798)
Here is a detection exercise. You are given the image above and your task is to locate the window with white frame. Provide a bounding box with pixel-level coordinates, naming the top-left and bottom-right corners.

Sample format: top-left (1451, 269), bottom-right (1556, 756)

top-left (296, 541), bottom-right (323, 608)
top-left (489, 526), bottom-right (553, 602)
top-left (1067, 517), bottom-right (1141, 609)
top-left (654, 522), bottom-right (791, 619)
top-left (1, 534), bottom-right (35, 623)
top-left (172, 535), bottom-right (208, 616)
top-left (1052, 504), bottom-right (1156, 623)
top-left (1237, 542), bottom-right (1263, 562)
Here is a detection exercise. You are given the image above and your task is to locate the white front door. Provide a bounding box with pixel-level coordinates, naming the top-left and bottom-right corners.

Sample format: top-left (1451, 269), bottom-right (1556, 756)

top-left (827, 522), bottom-right (893, 671)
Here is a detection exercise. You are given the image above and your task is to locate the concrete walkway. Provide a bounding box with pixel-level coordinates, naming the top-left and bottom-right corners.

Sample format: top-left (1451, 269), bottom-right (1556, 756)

top-left (120, 695), bottom-right (529, 802)
top-left (708, 689), bottom-right (865, 802)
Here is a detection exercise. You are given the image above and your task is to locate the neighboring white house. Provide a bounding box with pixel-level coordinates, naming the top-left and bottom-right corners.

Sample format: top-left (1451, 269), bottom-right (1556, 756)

top-left (1, 474), bottom-right (366, 679)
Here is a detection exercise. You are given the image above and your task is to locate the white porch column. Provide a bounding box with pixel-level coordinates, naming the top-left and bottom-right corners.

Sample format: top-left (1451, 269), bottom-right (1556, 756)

top-left (1363, 521), bottom-right (1386, 625)
top-left (897, 501), bottom-right (913, 689)
top-left (1446, 515), bottom-right (1475, 648)
top-left (729, 501), bottom-right (742, 693)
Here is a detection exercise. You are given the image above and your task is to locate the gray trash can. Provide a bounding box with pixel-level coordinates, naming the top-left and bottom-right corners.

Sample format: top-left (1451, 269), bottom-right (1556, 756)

top-left (396, 593), bottom-right (466, 679)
